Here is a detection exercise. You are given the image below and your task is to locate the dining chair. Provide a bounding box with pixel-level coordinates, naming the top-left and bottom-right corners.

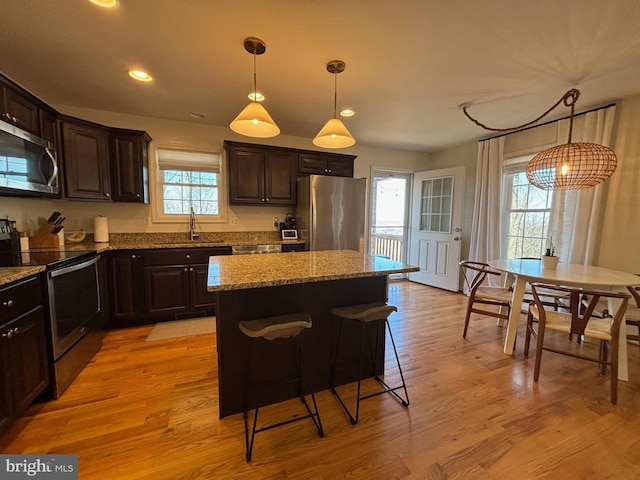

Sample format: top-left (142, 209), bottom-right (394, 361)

top-left (524, 282), bottom-right (630, 404)
top-left (625, 284), bottom-right (640, 345)
top-left (459, 261), bottom-right (512, 338)
top-left (516, 258), bottom-right (571, 312)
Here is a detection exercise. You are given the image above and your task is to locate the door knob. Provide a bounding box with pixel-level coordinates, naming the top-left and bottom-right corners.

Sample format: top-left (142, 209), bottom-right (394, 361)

top-left (453, 236), bottom-right (461, 241)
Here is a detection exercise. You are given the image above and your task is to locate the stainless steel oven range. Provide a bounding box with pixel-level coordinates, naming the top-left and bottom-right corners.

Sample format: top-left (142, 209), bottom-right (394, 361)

top-left (25, 249), bottom-right (103, 397)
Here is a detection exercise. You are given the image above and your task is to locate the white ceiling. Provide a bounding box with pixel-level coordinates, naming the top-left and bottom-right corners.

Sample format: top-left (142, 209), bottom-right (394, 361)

top-left (1, 0), bottom-right (639, 152)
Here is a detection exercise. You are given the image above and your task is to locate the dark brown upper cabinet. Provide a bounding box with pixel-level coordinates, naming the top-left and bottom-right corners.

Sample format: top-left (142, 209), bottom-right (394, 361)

top-left (0, 86), bottom-right (39, 135)
top-left (225, 142), bottom-right (297, 206)
top-left (109, 129), bottom-right (151, 203)
top-left (60, 115), bottom-right (151, 202)
top-left (298, 152), bottom-right (355, 177)
top-left (61, 118), bottom-right (112, 201)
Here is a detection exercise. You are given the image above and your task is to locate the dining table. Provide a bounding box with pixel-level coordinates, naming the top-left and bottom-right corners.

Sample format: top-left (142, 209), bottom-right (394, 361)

top-left (488, 258), bottom-right (640, 381)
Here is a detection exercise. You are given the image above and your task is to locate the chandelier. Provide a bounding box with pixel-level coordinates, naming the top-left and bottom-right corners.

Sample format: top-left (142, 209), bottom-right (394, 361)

top-left (463, 89), bottom-right (617, 190)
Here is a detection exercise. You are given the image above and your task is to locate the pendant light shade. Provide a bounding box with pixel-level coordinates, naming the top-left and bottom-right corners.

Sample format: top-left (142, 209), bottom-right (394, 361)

top-left (313, 60), bottom-right (355, 149)
top-left (525, 142), bottom-right (617, 190)
top-left (230, 101), bottom-right (280, 138)
top-left (313, 118), bottom-right (355, 148)
top-left (463, 88), bottom-right (617, 190)
top-left (229, 37), bottom-right (280, 138)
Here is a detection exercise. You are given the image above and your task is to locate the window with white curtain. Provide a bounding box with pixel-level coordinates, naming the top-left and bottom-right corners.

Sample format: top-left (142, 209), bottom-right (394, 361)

top-left (503, 154), bottom-right (553, 259)
top-left (155, 148), bottom-right (226, 222)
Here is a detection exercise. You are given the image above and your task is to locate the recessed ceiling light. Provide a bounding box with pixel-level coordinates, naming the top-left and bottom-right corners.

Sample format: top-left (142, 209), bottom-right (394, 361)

top-left (128, 69), bottom-right (152, 82)
top-left (190, 112), bottom-right (206, 119)
top-left (340, 109), bottom-right (355, 117)
top-left (88, 0), bottom-right (118, 7)
top-left (248, 92), bottom-right (265, 102)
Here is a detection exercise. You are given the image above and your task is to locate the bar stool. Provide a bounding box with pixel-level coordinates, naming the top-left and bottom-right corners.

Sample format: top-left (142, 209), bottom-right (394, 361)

top-left (330, 302), bottom-right (409, 425)
top-left (239, 312), bottom-right (324, 462)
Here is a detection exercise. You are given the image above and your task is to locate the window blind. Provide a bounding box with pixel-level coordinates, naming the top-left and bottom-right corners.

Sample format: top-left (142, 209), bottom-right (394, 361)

top-left (156, 148), bottom-right (221, 173)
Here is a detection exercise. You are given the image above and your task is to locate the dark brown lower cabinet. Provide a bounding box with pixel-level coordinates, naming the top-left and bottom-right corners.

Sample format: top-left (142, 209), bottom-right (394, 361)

top-left (0, 276), bottom-right (49, 434)
top-left (106, 250), bottom-right (144, 327)
top-left (142, 247), bottom-right (231, 318)
top-left (104, 247), bottom-right (231, 326)
top-left (143, 265), bottom-right (191, 316)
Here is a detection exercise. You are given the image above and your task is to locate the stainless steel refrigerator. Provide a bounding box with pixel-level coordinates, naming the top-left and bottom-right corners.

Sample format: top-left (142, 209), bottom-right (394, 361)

top-left (296, 175), bottom-right (367, 252)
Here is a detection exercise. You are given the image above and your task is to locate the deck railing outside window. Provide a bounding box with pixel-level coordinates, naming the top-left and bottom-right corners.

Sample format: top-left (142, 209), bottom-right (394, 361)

top-left (370, 233), bottom-right (404, 262)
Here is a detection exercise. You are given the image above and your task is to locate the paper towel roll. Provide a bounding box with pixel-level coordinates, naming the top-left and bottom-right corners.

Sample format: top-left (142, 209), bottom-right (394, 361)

top-left (94, 216), bottom-right (109, 243)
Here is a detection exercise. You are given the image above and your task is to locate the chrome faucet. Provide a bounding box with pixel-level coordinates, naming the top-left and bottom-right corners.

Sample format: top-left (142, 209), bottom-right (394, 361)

top-left (189, 207), bottom-right (199, 241)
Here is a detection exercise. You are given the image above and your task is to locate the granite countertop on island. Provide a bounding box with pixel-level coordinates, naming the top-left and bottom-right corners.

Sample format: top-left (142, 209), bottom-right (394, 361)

top-left (207, 250), bottom-right (419, 291)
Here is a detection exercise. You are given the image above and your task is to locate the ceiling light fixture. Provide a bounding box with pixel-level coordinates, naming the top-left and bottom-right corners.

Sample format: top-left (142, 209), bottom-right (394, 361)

top-left (463, 88), bottom-right (617, 190)
top-left (128, 69), bottom-right (152, 82)
top-left (313, 60), bottom-right (355, 149)
top-left (248, 92), bottom-right (265, 102)
top-left (229, 37), bottom-right (279, 138)
top-left (89, 0), bottom-right (118, 7)
top-left (340, 109), bottom-right (355, 117)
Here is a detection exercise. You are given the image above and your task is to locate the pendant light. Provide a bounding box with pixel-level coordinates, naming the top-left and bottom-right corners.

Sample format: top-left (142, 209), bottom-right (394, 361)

top-left (229, 37), bottom-right (280, 138)
top-left (313, 60), bottom-right (355, 149)
top-left (462, 88), bottom-right (617, 190)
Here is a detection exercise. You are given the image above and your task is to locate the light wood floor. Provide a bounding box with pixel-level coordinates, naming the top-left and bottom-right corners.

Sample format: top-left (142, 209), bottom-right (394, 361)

top-left (2, 280), bottom-right (640, 479)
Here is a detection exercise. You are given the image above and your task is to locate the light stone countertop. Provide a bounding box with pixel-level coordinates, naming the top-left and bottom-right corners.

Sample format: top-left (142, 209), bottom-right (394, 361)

top-left (207, 250), bottom-right (419, 292)
top-left (0, 232), bottom-right (304, 286)
top-left (0, 265), bottom-right (45, 287)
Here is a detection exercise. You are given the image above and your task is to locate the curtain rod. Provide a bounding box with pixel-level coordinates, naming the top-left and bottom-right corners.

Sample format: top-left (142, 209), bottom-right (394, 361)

top-left (480, 102), bottom-right (616, 142)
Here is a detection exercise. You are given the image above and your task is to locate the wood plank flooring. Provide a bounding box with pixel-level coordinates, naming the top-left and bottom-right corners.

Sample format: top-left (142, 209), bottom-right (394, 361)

top-left (2, 280), bottom-right (640, 479)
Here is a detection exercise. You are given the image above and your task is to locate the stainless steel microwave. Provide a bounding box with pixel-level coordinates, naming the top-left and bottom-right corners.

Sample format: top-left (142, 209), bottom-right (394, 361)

top-left (0, 120), bottom-right (59, 196)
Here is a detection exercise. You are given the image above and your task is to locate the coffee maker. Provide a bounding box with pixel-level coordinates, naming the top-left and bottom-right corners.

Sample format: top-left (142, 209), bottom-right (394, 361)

top-left (0, 219), bottom-right (20, 266)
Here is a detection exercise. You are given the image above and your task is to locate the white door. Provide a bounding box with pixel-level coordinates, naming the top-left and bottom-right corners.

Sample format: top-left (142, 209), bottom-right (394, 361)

top-left (408, 166), bottom-right (465, 291)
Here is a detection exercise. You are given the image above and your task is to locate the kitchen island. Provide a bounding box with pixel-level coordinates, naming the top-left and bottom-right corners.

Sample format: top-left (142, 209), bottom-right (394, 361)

top-left (207, 250), bottom-right (419, 418)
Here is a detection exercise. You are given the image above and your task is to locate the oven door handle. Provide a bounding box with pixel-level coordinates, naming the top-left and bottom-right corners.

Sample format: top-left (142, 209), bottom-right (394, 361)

top-left (49, 255), bottom-right (99, 278)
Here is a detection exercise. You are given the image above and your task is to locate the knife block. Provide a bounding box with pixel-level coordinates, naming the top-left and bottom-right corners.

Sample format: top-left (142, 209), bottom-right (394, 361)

top-left (29, 224), bottom-right (60, 249)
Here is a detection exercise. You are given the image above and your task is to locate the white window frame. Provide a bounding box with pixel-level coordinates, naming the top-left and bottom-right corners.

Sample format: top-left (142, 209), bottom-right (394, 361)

top-left (151, 147), bottom-right (228, 224)
top-left (501, 153), bottom-right (553, 259)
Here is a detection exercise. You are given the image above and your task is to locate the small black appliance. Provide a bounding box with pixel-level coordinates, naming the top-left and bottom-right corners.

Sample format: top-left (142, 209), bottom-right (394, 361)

top-left (0, 218), bottom-right (20, 266)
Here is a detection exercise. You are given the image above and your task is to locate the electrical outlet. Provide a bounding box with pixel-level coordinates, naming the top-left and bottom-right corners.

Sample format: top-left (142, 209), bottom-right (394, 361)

top-left (273, 217), bottom-right (278, 227)
top-left (230, 218), bottom-right (238, 225)
top-left (144, 217), bottom-right (151, 227)
top-left (67, 217), bottom-right (82, 229)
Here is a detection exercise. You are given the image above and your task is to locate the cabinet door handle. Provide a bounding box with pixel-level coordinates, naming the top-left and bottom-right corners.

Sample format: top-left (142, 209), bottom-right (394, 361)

top-left (136, 193), bottom-right (141, 198)
top-left (4, 329), bottom-right (14, 339)
top-left (186, 254), bottom-right (190, 259)
top-left (189, 267), bottom-right (194, 272)
top-left (2, 299), bottom-right (14, 307)
top-left (265, 198), bottom-right (270, 202)
top-left (131, 254), bottom-right (137, 259)
top-left (184, 268), bottom-right (188, 272)
top-left (105, 192), bottom-right (111, 198)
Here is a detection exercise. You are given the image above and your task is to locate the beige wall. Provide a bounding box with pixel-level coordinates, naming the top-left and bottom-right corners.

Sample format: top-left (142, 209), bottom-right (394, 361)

top-left (598, 94), bottom-right (640, 271)
top-left (1, 106), bottom-right (426, 236)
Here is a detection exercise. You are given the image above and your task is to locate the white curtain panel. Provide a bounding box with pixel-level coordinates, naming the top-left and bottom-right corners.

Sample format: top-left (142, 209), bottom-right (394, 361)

top-left (469, 137), bottom-right (505, 285)
top-left (548, 106), bottom-right (616, 265)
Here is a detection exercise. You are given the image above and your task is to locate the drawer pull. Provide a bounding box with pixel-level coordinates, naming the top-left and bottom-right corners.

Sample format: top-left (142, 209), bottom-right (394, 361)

top-left (2, 299), bottom-right (14, 308)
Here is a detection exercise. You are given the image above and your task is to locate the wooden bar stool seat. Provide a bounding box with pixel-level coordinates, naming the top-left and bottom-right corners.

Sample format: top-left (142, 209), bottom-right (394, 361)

top-left (330, 302), bottom-right (409, 425)
top-left (239, 312), bottom-right (324, 462)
